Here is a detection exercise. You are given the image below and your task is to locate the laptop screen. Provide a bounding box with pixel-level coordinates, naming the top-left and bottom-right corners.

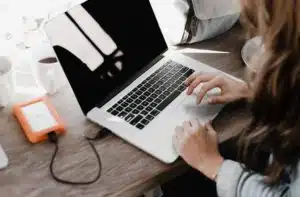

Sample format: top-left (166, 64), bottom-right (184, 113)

top-left (44, 0), bottom-right (168, 114)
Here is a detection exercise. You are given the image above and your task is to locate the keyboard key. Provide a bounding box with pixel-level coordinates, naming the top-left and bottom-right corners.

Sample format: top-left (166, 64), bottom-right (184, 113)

top-left (179, 76), bottom-right (186, 82)
top-left (137, 105), bottom-right (144, 110)
top-left (134, 99), bottom-right (142, 104)
top-left (174, 73), bottom-right (182, 79)
top-left (141, 119), bottom-right (150, 125)
top-left (150, 103), bottom-right (158, 108)
top-left (118, 111), bottom-right (128, 118)
top-left (184, 69), bottom-right (195, 77)
top-left (130, 115), bottom-right (143, 125)
top-left (155, 90), bottom-right (162, 95)
top-left (152, 84), bottom-right (159, 89)
top-left (146, 106), bottom-right (153, 111)
top-left (165, 82), bottom-right (172, 87)
top-left (142, 101), bottom-right (149, 106)
top-left (178, 85), bottom-right (186, 92)
top-left (125, 107), bottom-right (133, 113)
top-left (121, 102), bottom-right (129, 108)
top-left (156, 81), bottom-right (163, 86)
top-left (112, 110), bottom-right (119, 116)
top-left (123, 95), bottom-right (129, 100)
top-left (165, 73), bottom-right (173, 78)
top-left (126, 98), bottom-right (133, 103)
top-left (157, 90), bottom-right (181, 111)
top-left (150, 93), bottom-right (158, 99)
top-left (144, 83), bottom-right (151, 88)
top-left (149, 88), bottom-right (155, 92)
top-left (131, 88), bottom-right (138, 93)
top-left (128, 92), bottom-right (134, 96)
top-left (130, 94), bottom-right (138, 99)
top-left (132, 109), bottom-right (140, 114)
top-left (136, 90), bottom-right (143, 95)
top-left (163, 90), bottom-right (171, 96)
top-left (117, 99), bottom-right (124, 104)
top-left (139, 95), bottom-right (146, 100)
top-left (159, 94), bottom-right (166, 100)
top-left (112, 104), bottom-right (118, 109)
top-left (116, 106), bottom-right (124, 111)
top-left (141, 110), bottom-right (148, 116)
top-left (154, 98), bottom-right (162, 103)
top-left (130, 103), bottom-right (137, 108)
top-left (175, 80), bottom-right (182, 86)
top-left (179, 67), bottom-right (189, 73)
top-left (150, 109), bottom-right (160, 117)
top-left (108, 108), bottom-right (113, 113)
top-left (146, 115), bottom-right (154, 121)
top-left (162, 76), bottom-right (168, 81)
top-left (144, 91), bottom-right (151, 96)
top-left (136, 84), bottom-right (143, 89)
top-left (167, 86), bottom-right (175, 93)
top-left (146, 97), bottom-right (153, 102)
top-left (136, 123), bottom-right (145, 130)
top-left (159, 86), bottom-right (165, 91)
top-left (140, 87), bottom-right (147, 92)
top-left (125, 114), bottom-right (135, 121)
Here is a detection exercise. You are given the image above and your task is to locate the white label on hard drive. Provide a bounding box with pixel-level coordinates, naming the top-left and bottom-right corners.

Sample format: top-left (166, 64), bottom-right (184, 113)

top-left (21, 102), bottom-right (58, 132)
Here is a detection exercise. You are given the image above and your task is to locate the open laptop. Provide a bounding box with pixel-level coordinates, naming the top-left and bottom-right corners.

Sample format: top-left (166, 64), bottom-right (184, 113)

top-left (44, 0), bottom-right (226, 163)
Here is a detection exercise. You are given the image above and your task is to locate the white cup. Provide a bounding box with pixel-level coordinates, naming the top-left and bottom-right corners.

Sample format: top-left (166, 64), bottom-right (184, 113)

top-left (33, 42), bottom-right (67, 95)
top-left (0, 56), bottom-right (13, 107)
top-left (37, 56), bottom-right (67, 95)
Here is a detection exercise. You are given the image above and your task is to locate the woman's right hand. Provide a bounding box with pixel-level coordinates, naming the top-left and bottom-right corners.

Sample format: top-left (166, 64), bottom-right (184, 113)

top-left (185, 73), bottom-right (251, 104)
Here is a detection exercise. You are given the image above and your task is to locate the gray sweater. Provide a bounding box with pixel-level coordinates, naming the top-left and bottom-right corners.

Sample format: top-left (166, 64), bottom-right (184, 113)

top-left (216, 160), bottom-right (300, 197)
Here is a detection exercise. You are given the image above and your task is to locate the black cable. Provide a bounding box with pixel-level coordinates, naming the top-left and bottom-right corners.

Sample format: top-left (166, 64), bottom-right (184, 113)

top-left (48, 132), bottom-right (102, 185)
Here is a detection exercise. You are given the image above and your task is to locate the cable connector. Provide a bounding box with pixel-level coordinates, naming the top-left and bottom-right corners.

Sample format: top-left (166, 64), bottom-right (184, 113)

top-left (48, 132), bottom-right (58, 144)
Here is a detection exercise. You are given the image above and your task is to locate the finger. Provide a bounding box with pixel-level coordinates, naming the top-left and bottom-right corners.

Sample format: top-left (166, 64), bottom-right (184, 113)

top-left (205, 122), bottom-right (214, 131)
top-left (183, 121), bottom-right (192, 132)
top-left (190, 119), bottom-right (200, 133)
top-left (184, 73), bottom-right (199, 86)
top-left (173, 126), bottom-right (185, 153)
top-left (196, 79), bottom-right (221, 104)
top-left (175, 126), bottom-right (185, 140)
top-left (172, 134), bottom-right (180, 154)
top-left (205, 123), bottom-right (217, 138)
top-left (186, 74), bottom-right (215, 95)
top-left (207, 95), bottom-right (228, 104)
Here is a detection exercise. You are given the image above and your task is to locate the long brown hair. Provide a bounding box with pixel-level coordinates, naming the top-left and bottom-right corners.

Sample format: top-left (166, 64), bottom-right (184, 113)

top-left (238, 0), bottom-right (300, 184)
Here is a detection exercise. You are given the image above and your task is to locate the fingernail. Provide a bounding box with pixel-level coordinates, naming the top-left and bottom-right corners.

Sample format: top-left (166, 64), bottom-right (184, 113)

top-left (207, 98), bottom-right (212, 104)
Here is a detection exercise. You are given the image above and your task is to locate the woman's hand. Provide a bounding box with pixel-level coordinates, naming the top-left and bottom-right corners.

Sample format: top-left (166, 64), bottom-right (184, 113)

top-left (185, 73), bottom-right (251, 104)
top-left (173, 120), bottom-right (224, 181)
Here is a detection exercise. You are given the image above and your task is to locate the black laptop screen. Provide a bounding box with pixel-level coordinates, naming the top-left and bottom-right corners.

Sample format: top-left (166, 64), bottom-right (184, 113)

top-left (44, 0), bottom-right (168, 114)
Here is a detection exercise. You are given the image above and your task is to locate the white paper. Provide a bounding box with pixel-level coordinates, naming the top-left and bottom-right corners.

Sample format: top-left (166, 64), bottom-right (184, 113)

top-left (21, 101), bottom-right (58, 132)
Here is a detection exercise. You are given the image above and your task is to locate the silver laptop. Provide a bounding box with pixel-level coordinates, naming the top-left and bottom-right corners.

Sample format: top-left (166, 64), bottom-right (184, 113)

top-left (44, 0), bottom-right (225, 163)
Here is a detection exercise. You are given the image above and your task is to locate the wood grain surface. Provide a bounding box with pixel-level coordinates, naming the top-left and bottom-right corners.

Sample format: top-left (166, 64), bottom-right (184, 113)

top-left (0, 25), bottom-right (252, 197)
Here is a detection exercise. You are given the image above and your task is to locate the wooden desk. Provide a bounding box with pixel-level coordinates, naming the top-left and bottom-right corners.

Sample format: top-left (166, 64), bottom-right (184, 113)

top-left (0, 26), bottom-right (252, 197)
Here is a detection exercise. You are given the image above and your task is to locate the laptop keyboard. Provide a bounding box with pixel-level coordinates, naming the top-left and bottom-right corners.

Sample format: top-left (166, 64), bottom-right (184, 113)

top-left (107, 60), bottom-right (195, 130)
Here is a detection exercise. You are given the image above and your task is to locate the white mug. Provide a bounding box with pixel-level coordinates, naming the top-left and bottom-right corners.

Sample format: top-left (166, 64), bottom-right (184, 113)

top-left (37, 56), bottom-right (67, 95)
top-left (0, 56), bottom-right (13, 107)
top-left (33, 42), bottom-right (67, 95)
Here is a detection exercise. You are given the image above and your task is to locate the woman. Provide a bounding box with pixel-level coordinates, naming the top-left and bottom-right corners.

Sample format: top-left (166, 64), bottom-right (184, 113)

top-left (173, 0), bottom-right (300, 196)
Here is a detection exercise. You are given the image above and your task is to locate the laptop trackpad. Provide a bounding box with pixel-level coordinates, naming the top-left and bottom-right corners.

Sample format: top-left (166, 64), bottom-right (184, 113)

top-left (177, 95), bottom-right (223, 123)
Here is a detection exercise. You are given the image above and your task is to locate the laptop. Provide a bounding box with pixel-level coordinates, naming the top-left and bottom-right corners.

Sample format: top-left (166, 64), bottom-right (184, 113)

top-left (44, 0), bottom-right (226, 163)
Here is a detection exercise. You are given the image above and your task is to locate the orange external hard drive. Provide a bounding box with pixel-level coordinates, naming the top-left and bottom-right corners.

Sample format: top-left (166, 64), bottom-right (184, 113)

top-left (13, 97), bottom-right (65, 143)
